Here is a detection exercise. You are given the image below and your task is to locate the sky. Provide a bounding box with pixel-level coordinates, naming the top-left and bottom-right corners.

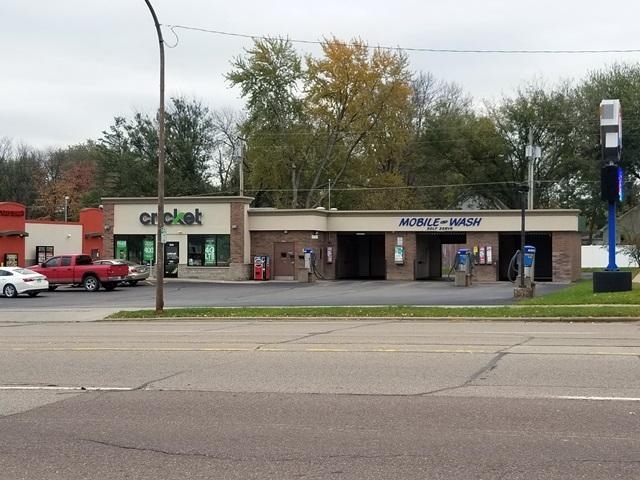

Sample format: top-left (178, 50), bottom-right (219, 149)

top-left (2, 0), bottom-right (639, 150)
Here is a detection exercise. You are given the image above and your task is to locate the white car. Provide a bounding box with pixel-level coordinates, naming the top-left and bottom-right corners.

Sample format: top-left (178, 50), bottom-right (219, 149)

top-left (0, 267), bottom-right (49, 298)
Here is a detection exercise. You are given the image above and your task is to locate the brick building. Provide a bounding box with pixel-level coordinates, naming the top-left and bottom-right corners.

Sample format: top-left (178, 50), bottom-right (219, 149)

top-left (99, 197), bottom-right (581, 283)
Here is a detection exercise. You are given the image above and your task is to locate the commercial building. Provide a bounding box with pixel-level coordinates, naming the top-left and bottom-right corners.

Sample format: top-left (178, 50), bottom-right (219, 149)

top-left (1, 197), bottom-right (582, 283)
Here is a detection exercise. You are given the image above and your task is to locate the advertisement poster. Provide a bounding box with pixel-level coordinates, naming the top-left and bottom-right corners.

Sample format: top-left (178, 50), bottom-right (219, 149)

top-left (143, 240), bottom-right (155, 263)
top-left (204, 239), bottom-right (216, 266)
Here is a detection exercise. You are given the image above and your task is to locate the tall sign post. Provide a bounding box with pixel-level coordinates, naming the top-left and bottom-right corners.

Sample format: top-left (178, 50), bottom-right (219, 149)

top-left (593, 99), bottom-right (632, 292)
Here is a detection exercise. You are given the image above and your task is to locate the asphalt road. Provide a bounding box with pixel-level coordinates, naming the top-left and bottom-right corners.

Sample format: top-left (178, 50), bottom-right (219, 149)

top-left (1, 320), bottom-right (639, 479)
top-left (0, 279), bottom-right (571, 322)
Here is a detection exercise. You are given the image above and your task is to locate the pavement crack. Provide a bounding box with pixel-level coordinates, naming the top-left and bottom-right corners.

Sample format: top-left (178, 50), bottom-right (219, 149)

top-left (420, 352), bottom-right (508, 396)
top-left (255, 320), bottom-right (393, 349)
top-left (133, 371), bottom-right (187, 391)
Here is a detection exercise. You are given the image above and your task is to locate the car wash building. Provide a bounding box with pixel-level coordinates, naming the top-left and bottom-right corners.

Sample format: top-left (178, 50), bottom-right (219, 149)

top-left (100, 197), bottom-right (581, 283)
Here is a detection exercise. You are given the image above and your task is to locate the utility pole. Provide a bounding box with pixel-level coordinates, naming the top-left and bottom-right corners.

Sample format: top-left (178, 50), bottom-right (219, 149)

top-left (239, 140), bottom-right (245, 196)
top-left (144, 0), bottom-right (166, 314)
top-left (525, 130), bottom-right (541, 210)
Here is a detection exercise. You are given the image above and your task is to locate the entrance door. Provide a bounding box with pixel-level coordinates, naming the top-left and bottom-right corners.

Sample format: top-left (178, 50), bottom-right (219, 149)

top-left (274, 242), bottom-right (295, 279)
top-left (336, 234), bottom-right (385, 279)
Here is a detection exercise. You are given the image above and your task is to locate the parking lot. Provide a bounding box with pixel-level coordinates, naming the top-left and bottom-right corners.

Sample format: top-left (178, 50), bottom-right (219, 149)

top-left (0, 279), bottom-right (572, 322)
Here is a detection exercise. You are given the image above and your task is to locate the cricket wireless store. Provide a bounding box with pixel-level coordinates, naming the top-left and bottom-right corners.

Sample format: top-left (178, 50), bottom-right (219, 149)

top-left (101, 197), bottom-right (582, 283)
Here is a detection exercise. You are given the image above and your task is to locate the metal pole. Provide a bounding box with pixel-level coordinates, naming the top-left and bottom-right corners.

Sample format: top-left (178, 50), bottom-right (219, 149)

top-left (328, 179), bottom-right (331, 210)
top-left (606, 201), bottom-right (618, 270)
top-left (144, 0), bottom-right (165, 314)
top-left (64, 196), bottom-right (69, 222)
top-left (239, 141), bottom-right (244, 197)
top-left (527, 130), bottom-right (534, 210)
top-left (519, 187), bottom-right (526, 288)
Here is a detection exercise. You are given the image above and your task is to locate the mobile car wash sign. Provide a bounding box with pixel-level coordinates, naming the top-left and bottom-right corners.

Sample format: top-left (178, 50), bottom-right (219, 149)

top-left (398, 216), bottom-right (482, 231)
top-left (139, 208), bottom-right (203, 226)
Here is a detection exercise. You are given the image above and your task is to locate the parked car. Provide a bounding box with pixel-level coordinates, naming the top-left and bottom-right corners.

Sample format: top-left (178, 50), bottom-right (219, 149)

top-left (0, 267), bottom-right (49, 297)
top-left (94, 259), bottom-right (150, 286)
top-left (29, 254), bottom-right (129, 292)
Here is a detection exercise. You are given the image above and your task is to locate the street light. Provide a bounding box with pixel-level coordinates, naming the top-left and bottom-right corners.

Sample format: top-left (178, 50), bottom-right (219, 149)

top-left (144, 0), bottom-right (166, 314)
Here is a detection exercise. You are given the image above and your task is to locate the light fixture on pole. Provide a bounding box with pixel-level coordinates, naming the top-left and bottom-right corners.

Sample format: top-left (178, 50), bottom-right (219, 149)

top-left (144, 0), bottom-right (166, 314)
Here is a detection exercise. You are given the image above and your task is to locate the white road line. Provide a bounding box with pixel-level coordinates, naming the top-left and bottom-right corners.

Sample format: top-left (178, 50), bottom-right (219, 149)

top-left (0, 386), bottom-right (134, 391)
top-left (555, 395), bottom-right (640, 402)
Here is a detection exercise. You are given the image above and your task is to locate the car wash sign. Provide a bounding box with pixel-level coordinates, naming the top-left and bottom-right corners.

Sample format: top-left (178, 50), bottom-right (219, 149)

top-left (139, 208), bottom-right (203, 226)
top-left (398, 216), bottom-right (482, 231)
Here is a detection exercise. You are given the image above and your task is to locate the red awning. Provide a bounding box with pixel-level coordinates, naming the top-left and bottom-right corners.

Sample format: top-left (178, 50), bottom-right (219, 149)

top-left (0, 230), bottom-right (29, 237)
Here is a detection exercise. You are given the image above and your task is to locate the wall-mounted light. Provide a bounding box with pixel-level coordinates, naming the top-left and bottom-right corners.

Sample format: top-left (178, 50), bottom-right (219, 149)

top-left (231, 224), bottom-right (238, 230)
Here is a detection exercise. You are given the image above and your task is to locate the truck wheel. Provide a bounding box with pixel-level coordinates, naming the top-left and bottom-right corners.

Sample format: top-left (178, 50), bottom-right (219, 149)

top-left (103, 282), bottom-right (117, 291)
top-left (3, 284), bottom-right (18, 298)
top-left (83, 275), bottom-right (100, 292)
top-left (48, 285), bottom-right (58, 292)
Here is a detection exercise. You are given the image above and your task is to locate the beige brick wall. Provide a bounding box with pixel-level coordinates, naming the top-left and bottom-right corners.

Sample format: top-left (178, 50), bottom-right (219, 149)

top-left (103, 203), bottom-right (114, 259)
top-left (250, 231), bottom-right (331, 278)
top-left (386, 232), bottom-right (416, 280)
top-left (466, 233), bottom-right (499, 282)
top-left (552, 232), bottom-right (582, 282)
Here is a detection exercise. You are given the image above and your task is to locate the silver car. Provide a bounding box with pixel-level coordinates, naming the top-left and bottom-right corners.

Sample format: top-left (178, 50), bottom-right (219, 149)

top-left (94, 260), bottom-right (150, 286)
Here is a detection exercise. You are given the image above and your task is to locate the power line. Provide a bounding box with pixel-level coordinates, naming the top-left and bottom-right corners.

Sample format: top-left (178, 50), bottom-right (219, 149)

top-left (163, 24), bottom-right (640, 55)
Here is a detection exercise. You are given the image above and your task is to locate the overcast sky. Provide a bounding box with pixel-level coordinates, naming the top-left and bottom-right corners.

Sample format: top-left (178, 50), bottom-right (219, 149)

top-left (2, 0), bottom-right (638, 150)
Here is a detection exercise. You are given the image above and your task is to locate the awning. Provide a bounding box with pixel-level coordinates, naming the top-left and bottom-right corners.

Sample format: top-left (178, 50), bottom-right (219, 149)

top-left (0, 230), bottom-right (29, 238)
top-left (84, 232), bottom-right (104, 239)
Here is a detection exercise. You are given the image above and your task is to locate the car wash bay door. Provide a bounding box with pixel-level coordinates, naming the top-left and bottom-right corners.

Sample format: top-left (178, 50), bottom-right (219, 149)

top-left (274, 242), bottom-right (295, 279)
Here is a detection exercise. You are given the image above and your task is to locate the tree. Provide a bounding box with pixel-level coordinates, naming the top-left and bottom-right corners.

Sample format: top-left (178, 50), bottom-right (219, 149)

top-left (573, 63), bottom-right (640, 240)
top-left (227, 37), bottom-right (309, 207)
top-left (33, 144), bottom-right (99, 220)
top-left (483, 81), bottom-right (580, 209)
top-left (0, 139), bottom-right (42, 212)
top-left (95, 97), bottom-right (218, 198)
top-left (228, 37), bottom-right (414, 209)
top-left (210, 109), bottom-right (245, 194)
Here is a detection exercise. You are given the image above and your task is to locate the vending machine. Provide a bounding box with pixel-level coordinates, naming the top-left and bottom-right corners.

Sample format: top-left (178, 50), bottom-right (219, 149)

top-left (164, 241), bottom-right (179, 277)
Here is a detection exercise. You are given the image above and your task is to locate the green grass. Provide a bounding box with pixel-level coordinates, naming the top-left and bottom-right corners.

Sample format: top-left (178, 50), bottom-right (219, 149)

top-left (520, 278), bottom-right (640, 305)
top-left (105, 271), bottom-right (640, 320)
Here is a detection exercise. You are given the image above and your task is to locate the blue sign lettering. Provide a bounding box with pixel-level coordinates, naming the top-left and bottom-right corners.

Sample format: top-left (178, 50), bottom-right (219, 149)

top-left (398, 217), bottom-right (482, 229)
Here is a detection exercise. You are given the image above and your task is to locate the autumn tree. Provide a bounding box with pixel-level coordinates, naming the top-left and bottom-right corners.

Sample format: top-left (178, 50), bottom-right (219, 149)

top-left (227, 37), bottom-right (414, 209)
top-left (0, 139), bottom-right (42, 212)
top-left (227, 38), bottom-right (309, 207)
top-left (33, 144), bottom-right (98, 220)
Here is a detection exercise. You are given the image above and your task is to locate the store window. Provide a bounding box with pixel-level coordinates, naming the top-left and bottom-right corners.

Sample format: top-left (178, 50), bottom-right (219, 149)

top-left (187, 235), bottom-right (230, 267)
top-left (113, 235), bottom-right (156, 264)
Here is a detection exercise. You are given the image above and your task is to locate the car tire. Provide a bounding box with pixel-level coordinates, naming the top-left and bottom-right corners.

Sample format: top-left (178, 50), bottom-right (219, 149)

top-left (83, 275), bottom-right (100, 292)
top-left (3, 284), bottom-right (18, 298)
top-left (128, 280), bottom-right (138, 287)
top-left (27, 291), bottom-right (39, 297)
top-left (103, 282), bottom-right (117, 291)
top-left (48, 285), bottom-right (58, 291)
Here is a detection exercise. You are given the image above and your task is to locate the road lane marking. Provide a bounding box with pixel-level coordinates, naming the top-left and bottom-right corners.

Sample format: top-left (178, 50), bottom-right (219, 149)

top-left (0, 386), bottom-right (133, 391)
top-left (555, 396), bottom-right (640, 402)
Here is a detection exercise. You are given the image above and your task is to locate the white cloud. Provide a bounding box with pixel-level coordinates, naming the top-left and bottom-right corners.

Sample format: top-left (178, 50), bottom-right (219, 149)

top-left (1, 0), bottom-right (638, 149)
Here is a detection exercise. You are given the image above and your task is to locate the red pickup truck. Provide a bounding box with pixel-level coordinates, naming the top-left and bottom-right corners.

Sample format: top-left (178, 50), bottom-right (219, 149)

top-left (30, 254), bottom-right (130, 292)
